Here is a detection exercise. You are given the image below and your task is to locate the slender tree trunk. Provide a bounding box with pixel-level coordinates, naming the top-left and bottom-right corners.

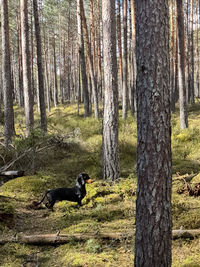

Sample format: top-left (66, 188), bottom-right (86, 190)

top-left (33, 0), bottom-right (47, 133)
top-left (176, 0), bottom-right (188, 129)
top-left (170, 0), bottom-right (176, 112)
top-left (122, 0), bottom-right (128, 120)
top-left (174, 1), bottom-right (179, 105)
top-left (1, 0), bottom-right (15, 146)
top-left (190, 0), bottom-right (195, 103)
top-left (96, 0), bottom-right (102, 100)
top-left (135, 1), bottom-right (172, 266)
top-left (195, 2), bottom-right (199, 97)
top-left (130, 0), bottom-right (136, 115)
top-left (117, 0), bottom-right (123, 100)
top-left (43, 30), bottom-right (51, 112)
top-left (77, 0), bottom-right (90, 117)
top-left (102, 0), bottom-right (119, 180)
top-left (20, 0), bottom-right (34, 135)
top-left (30, 2), bottom-right (35, 102)
top-left (17, 8), bottom-right (24, 107)
top-left (52, 33), bottom-right (58, 107)
top-left (80, 0), bottom-right (99, 119)
top-left (90, 0), bottom-right (96, 78)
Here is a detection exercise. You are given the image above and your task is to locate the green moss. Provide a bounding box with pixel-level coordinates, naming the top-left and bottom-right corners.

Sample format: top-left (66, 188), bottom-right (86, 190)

top-left (63, 220), bottom-right (100, 234)
top-left (0, 243), bottom-right (40, 267)
top-left (2, 103), bottom-right (200, 266)
top-left (0, 201), bottom-right (14, 215)
top-left (0, 175), bottom-right (52, 199)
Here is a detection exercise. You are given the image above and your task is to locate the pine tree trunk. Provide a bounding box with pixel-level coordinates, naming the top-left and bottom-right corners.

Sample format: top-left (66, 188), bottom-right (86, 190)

top-left (102, 0), bottom-right (119, 181)
top-left (80, 0), bottom-right (99, 119)
top-left (190, 0), bottom-right (195, 103)
top-left (195, 1), bottom-right (199, 97)
top-left (77, 0), bottom-right (90, 117)
top-left (174, 1), bottom-right (179, 105)
top-left (96, 0), bottom-right (102, 100)
top-left (17, 8), bottom-right (24, 107)
top-left (176, 0), bottom-right (188, 129)
top-left (122, 0), bottom-right (128, 120)
top-left (1, 0), bottom-right (15, 146)
top-left (130, 0), bottom-right (136, 115)
top-left (135, 1), bottom-right (172, 266)
top-left (117, 0), bottom-right (123, 100)
top-left (170, 0), bottom-right (176, 112)
top-left (52, 33), bottom-right (58, 107)
top-left (20, 0), bottom-right (34, 135)
top-left (33, 0), bottom-right (47, 133)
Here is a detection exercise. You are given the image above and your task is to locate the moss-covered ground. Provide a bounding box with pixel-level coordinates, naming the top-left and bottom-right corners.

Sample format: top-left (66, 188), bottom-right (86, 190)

top-left (0, 104), bottom-right (200, 266)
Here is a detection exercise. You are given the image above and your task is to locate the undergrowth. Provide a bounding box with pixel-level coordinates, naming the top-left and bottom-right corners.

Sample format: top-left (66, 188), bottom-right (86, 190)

top-left (0, 103), bottom-right (200, 266)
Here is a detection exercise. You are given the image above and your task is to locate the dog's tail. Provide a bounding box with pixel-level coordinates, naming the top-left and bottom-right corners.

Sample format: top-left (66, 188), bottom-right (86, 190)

top-left (35, 190), bottom-right (50, 206)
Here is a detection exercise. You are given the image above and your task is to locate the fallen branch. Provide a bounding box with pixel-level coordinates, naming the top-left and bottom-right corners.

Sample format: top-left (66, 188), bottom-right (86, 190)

top-left (1, 229), bottom-right (200, 245)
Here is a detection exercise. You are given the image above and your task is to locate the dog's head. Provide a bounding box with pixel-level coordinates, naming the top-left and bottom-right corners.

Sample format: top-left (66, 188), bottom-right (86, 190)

top-left (76, 173), bottom-right (93, 186)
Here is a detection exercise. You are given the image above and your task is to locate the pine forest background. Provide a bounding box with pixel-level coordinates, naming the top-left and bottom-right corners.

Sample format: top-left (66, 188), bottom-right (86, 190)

top-left (0, 0), bottom-right (200, 132)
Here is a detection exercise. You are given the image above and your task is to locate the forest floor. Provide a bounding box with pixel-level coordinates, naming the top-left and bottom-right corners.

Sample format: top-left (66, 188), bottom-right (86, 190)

top-left (1, 104), bottom-right (200, 266)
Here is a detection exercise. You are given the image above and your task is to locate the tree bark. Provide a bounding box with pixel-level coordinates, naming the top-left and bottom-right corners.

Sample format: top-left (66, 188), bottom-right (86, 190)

top-left (33, 0), bottom-right (47, 133)
top-left (17, 7), bottom-right (24, 107)
top-left (170, 0), bottom-right (176, 112)
top-left (122, 0), bottom-right (128, 120)
top-left (20, 0), bottom-right (34, 135)
top-left (129, 0), bottom-right (136, 115)
top-left (52, 32), bottom-right (58, 107)
top-left (189, 0), bottom-right (195, 103)
top-left (102, 0), bottom-right (119, 180)
top-left (135, 1), bottom-right (172, 266)
top-left (117, 0), bottom-right (123, 100)
top-left (80, 0), bottom-right (99, 119)
top-left (176, 0), bottom-right (188, 129)
top-left (96, 0), bottom-right (102, 100)
top-left (77, 0), bottom-right (90, 117)
top-left (1, 0), bottom-right (15, 146)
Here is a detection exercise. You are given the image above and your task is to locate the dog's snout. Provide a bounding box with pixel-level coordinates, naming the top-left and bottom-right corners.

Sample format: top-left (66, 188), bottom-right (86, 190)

top-left (86, 179), bottom-right (93, 184)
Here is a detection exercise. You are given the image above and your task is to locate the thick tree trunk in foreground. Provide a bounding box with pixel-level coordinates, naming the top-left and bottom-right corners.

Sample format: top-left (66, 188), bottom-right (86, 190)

top-left (135, 1), bottom-right (172, 266)
top-left (33, 0), bottom-right (47, 133)
top-left (1, 0), bottom-right (15, 146)
top-left (102, 0), bottom-right (119, 180)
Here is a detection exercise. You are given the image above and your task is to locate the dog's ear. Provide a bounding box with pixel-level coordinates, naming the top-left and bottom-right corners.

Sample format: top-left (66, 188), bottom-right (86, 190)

top-left (77, 173), bottom-right (85, 185)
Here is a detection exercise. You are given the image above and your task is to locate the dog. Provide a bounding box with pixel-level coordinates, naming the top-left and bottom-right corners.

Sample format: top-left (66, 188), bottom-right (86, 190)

top-left (35, 173), bottom-right (93, 210)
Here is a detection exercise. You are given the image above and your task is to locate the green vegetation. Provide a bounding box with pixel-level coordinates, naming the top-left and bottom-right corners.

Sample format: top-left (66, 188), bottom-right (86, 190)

top-left (0, 104), bottom-right (200, 266)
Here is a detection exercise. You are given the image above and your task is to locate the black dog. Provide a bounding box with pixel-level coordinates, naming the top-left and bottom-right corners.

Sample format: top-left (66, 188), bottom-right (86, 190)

top-left (35, 173), bottom-right (93, 210)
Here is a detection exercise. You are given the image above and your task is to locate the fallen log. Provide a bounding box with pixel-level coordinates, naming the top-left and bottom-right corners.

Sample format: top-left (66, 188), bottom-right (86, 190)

top-left (1, 229), bottom-right (200, 245)
top-left (0, 232), bottom-right (130, 245)
top-left (172, 229), bottom-right (200, 239)
top-left (0, 171), bottom-right (25, 186)
top-left (0, 170), bottom-right (24, 178)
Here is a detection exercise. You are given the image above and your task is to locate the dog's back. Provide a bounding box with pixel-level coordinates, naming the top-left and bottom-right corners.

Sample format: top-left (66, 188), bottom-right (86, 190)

top-left (50, 187), bottom-right (81, 202)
